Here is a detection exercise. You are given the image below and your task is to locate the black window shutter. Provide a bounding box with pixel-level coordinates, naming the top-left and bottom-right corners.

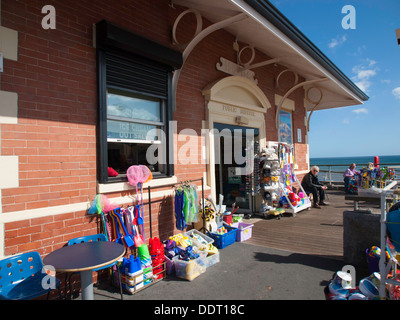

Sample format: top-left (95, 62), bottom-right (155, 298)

top-left (105, 51), bottom-right (168, 99)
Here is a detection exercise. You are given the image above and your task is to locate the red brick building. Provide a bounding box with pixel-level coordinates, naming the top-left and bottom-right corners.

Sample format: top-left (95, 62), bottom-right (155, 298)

top-left (0, 0), bottom-right (367, 258)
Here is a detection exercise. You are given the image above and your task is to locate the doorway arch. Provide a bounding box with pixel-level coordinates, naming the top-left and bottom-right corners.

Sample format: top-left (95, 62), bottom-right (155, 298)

top-left (202, 76), bottom-right (271, 210)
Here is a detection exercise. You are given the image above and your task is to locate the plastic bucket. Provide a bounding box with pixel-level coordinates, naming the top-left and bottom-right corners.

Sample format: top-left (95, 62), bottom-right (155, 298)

top-left (359, 272), bottom-right (380, 299)
top-left (223, 213), bottom-right (232, 225)
top-left (332, 271), bottom-right (352, 289)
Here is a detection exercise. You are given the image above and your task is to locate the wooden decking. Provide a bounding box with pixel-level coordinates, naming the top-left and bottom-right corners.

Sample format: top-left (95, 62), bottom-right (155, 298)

top-left (244, 190), bottom-right (379, 260)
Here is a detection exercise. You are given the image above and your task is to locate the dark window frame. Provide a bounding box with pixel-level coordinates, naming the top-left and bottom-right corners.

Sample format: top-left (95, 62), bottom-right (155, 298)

top-left (95, 20), bottom-right (182, 184)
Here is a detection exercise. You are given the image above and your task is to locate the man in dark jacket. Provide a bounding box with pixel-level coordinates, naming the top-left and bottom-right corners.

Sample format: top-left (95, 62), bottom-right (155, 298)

top-left (301, 166), bottom-right (328, 209)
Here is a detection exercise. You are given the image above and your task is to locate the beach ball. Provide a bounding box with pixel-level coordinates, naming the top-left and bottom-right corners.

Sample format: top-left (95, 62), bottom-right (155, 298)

top-left (368, 246), bottom-right (381, 258)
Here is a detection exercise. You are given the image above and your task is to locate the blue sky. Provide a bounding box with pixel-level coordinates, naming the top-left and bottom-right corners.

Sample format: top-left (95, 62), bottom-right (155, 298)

top-left (270, 0), bottom-right (400, 158)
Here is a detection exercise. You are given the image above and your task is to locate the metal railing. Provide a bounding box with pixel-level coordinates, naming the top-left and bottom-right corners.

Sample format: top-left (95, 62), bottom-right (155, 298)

top-left (311, 163), bottom-right (400, 185)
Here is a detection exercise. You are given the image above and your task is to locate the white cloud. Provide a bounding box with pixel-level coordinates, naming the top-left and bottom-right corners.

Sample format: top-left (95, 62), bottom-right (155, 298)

top-left (356, 69), bottom-right (376, 79)
top-left (352, 108), bottom-right (368, 114)
top-left (351, 62), bottom-right (378, 93)
top-left (392, 87), bottom-right (400, 100)
top-left (366, 58), bottom-right (377, 67)
top-left (342, 118), bottom-right (350, 124)
top-left (381, 79), bottom-right (391, 84)
top-left (355, 81), bottom-right (369, 92)
top-left (328, 35), bottom-right (347, 49)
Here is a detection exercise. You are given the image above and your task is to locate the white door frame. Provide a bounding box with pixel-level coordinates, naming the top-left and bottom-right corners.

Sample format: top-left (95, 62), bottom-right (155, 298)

top-left (202, 76), bottom-right (271, 210)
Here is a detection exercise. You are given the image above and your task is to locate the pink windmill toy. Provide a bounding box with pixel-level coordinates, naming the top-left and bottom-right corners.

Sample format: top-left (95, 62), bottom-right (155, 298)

top-left (126, 165), bottom-right (152, 242)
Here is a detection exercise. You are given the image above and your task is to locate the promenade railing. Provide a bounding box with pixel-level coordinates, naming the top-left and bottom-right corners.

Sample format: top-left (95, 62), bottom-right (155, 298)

top-left (311, 162), bottom-right (400, 185)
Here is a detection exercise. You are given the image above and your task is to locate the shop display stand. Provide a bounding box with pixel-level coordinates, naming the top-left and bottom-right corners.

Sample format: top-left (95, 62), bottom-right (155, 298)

top-left (263, 142), bottom-right (311, 217)
top-left (379, 181), bottom-right (400, 299)
top-left (277, 174), bottom-right (311, 216)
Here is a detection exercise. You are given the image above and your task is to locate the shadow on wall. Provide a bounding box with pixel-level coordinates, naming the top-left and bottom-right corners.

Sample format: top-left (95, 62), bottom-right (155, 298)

top-left (156, 195), bottom-right (175, 240)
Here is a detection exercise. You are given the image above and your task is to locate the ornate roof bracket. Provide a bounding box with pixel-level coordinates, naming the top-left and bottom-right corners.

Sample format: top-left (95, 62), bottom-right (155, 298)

top-left (305, 86), bottom-right (323, 132)
top-left (306, 96), bottom-right (355, 132)
top-left (171, 11), bottom-right (248, 111)
top-left (275, 77), bottom-right (328, 129)
top-left (239, 57), bottom-right (282, 71)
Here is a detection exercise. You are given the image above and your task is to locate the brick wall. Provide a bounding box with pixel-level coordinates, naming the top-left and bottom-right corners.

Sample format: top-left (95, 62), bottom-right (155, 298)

top-left (1, 0), bottom-right (308, 257)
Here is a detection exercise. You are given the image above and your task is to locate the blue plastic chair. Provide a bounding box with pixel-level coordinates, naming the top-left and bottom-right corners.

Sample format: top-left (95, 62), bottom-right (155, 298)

top-left (0, 251), bottom-right (61, 300)
top-left (66, 234), bottom-right (123, 299)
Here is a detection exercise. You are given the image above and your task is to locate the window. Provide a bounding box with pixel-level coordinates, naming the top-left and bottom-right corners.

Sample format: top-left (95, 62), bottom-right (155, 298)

top-left (106, 90), bottom-right (167, 176)
top-left (96, 20), bottom-right (182, 183)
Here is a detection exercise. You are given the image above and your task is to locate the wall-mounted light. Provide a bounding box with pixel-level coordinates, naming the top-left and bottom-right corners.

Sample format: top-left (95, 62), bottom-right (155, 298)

top-left (235, 116), bottom-right (249, 125)
top-left (396, 28), bottom-right (400, 45)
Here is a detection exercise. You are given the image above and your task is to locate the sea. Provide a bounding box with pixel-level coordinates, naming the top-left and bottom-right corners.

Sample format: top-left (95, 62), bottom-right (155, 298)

top-left (310, 155), bottom-right (400, 182)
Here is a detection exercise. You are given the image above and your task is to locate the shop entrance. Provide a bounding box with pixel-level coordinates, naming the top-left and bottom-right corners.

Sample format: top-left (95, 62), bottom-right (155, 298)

top-left (214, 122), bottom-right (259, 213)
top-left (202, 76), bottom-right (271, 214)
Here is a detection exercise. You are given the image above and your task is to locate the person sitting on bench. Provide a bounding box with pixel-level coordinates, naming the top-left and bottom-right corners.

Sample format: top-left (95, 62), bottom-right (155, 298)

top-left (301, 166), bottom-right (328, 209)
top-left (343, 163), bottom-right (359, 194)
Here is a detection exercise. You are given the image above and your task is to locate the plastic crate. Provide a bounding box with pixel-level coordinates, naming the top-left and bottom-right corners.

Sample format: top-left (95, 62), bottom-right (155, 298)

top-left (165, 255), bottom-right (175, 275)
top-left (118, 261), bottom-right (166, 294)
top-left (185, 229), bottom-right (214, 247)
top-left (208, 226), bottom-right (237, 249)
top-left (235, 222), bottom-right (254, 242)
top-left (172, 252), bottom-right (207, 281)
top-left (203, 252), bottom-right (220, 268)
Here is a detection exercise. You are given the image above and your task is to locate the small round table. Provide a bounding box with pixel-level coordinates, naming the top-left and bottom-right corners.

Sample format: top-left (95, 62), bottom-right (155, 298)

top-left (43, 241), bottom-right (125, 300)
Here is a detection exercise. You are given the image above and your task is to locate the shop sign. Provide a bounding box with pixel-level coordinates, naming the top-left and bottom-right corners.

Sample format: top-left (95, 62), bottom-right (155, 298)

top-left (221, 105), bottom-right (256, 118)
top-left (107, 120), bottom-right (157, 141)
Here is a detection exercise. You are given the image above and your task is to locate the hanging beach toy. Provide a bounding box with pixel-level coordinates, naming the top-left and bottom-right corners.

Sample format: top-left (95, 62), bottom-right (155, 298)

top-left (140, 164), bottom-right (152, 183)
top-left (133, 225), bottom-right (144, 247)
top-left (123, 207), bottom-right (135, 237)
top-left (127, 165), bottom-right (144, 189)
top-left (127, 165), bottom-right (153, 242)
top-left (135, 204), bottom-right (144, 238)
top-left (139, 165), bottom-right (152, 240)
top-left (109, 208), bottom-right (135, 249)
top-left (88, 194), bottom-right (118, 241)
top-left (127, 165), bottom-right (145, 237)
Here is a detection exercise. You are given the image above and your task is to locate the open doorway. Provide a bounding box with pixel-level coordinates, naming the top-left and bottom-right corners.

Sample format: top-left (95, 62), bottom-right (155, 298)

top-left (214, 122), bottom-right (259, 213)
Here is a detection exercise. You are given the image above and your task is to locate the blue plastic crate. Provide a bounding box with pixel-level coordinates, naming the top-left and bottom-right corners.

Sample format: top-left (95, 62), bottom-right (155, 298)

top-left (208, 226), bottom-right (237, 249)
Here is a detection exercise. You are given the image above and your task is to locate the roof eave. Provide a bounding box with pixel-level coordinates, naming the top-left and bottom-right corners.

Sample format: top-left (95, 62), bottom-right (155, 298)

top-left (244, 0), bottom-right (369, 102)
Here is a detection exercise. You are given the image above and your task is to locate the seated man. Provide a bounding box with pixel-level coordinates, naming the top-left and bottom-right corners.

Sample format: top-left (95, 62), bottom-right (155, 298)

top-left (301, 166), bottom-right (328, 208)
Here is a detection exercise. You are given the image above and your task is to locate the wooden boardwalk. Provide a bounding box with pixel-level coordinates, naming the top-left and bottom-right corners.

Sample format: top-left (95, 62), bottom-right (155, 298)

top-left (244, 190), bottom-right (378, 260)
